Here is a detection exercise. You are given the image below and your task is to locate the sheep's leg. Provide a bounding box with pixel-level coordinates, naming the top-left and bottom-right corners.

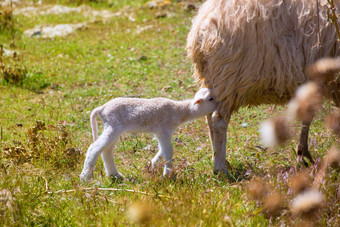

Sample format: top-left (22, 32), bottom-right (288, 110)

top-left (297, 121), bottom-right (314, 166)
top-left (207, 111), bottom-right (231, 177)
top-left (155, 132), bottom-right (173, 176)
top-left (80, 127), bottom-right (120, 182)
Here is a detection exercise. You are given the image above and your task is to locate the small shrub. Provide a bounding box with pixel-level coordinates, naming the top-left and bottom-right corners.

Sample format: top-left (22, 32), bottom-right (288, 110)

top-left (0, 46), bottom-right (49, 91)
top-left (2, 120), bottom-right (82, 170)
top-left (0, 46), bottom-right (27, 86)
top-left (1, 63), bottom-right (28, 85)
top-left (22, 72), bottom-right (50, 91)
top-left (0, 3), bottom-right (13, 32)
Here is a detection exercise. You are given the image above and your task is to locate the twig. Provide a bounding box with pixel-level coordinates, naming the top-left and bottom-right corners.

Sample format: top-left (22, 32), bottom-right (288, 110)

top-left (312, 162), bottom-right (327, 190)
top-left (255, 146), bottom-right (267, 152)
top-left (328, 0), bottom-right (340, 41)
top-left (0, 45), bottom-right (4, 74)
top-left (42, 176), bottom-right (49, 192)
top-left (244, 160), bottom-right (257, 175)
top-left (49, 187), bottom-right (174, 199)
top-left (316, 0), bottom-right (321, 52)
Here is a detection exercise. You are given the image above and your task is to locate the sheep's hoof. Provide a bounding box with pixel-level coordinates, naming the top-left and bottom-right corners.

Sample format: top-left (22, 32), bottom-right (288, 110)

top-left (297, 155), bottom-right (309, 167)
top-left (109, 172), bottom-right (124, 182)
top-left (213, 168), bottom-right (233, 180)
top-left (297, 146), bottom-right (315, 167)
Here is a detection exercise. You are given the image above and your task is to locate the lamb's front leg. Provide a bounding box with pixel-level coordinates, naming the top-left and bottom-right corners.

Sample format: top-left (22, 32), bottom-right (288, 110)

top-left (207, 111), bottom-right (231, 177)
top-left (151, 150), bottom-right (162, 169)
top-left (153, 131), bottom-right (173, 176)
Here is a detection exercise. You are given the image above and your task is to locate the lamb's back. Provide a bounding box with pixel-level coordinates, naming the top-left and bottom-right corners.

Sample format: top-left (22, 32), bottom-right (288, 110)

top-left (100, 97), bottom-right (178, 132)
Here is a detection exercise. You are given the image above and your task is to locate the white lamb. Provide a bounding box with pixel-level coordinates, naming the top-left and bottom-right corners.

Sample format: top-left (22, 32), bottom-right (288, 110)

top-left (80, 88), bottom-right (216, 182)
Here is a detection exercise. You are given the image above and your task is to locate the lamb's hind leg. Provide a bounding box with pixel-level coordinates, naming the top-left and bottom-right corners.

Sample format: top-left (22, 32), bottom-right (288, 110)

top-left (80, 127), bottom-right (120, 182)
top-left (153, 131), bottom-right (173, 176)
top-left (207, 111), bottom-right (231, 177)
top-left (101, 138), bottom-right (123, 179)
top-left (297, 120), bottom-right (314, 166)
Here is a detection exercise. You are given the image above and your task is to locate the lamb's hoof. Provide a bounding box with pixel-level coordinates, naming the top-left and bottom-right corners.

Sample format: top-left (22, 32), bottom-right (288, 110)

top-left (163, 168), bottom-right (176, 180)
top-left (149, 161), bottom-right (155, 170)
top-left (163, 167), bottom-right (171, 176)
top-left (80, 170), bottom-right (93, 183)
top-left (150, 157), bottom-right (160, 170)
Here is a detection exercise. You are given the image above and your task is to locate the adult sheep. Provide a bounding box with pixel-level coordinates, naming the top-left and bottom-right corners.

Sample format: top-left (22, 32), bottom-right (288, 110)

top-left (186, 0), bottom-right (340, 176)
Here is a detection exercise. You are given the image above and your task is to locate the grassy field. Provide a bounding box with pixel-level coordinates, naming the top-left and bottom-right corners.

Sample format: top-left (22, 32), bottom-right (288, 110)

top-left (0, 0), bottom-right (339, 226)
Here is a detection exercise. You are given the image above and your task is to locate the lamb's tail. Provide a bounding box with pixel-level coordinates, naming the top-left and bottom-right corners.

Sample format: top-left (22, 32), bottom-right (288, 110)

top-left (90, 106), bottom-right (104, 141)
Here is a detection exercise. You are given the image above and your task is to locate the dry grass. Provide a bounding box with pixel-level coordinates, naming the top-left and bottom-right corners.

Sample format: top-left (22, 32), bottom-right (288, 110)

top-left (0, 0), bottom-right (339, 226)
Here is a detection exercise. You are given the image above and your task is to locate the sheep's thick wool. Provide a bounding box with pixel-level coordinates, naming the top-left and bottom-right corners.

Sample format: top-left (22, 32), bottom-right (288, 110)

top-left (186, 0), bottom-right (340, 120)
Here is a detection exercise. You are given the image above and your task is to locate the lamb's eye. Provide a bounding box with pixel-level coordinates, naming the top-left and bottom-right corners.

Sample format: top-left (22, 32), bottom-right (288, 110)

top-left (209, 97), bottom-right (214, 101)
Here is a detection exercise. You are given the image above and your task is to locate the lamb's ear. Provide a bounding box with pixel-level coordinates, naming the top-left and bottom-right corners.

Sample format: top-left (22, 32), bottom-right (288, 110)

top-left (194, 98), bottom-right (202, 105)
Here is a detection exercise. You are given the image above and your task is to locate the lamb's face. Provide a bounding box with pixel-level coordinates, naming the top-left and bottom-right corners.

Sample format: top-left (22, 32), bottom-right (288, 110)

top-left (192, 88), bottom-right (217, 115)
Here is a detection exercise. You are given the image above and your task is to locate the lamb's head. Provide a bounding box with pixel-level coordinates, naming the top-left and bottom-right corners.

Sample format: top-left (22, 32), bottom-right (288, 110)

top-left (191, 88), bottom-right (217, 115)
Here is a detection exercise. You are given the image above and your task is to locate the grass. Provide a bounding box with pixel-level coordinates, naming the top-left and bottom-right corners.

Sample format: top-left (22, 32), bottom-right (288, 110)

top-left (1, 0), bottom-right (339, 226)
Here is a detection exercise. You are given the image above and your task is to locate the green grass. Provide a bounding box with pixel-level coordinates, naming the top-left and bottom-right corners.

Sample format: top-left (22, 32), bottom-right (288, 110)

top-left (1, 0), bottom-right (339, 226)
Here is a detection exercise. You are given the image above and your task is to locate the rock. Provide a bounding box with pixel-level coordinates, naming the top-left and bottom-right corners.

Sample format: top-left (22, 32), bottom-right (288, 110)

top-left (241, 123), bottom-right (249, 128)
top-left (147, 1), bottom-right (157, 9)
top-left (162, 86), bottom-right (172, 91)
top-left (184, 2), bottom-right (196, 12)
top-left (135, 25), bottom-right (153, 34)
top-left (2, 48), bottom-right (16, 57)
top-left (147, 0), bottom-right (171, 9)
top-left (138, 55), bottom-right (147, 61)
top-left (24, 23), bottom-right (87, 38)
top-left (155, 12), bottom-right (167, 18)
top-left (31, 31), bottom-right (42, 37)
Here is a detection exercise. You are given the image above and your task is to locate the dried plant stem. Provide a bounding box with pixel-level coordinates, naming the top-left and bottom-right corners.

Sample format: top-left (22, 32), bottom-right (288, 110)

top-left (312, 164), bottom-right (327, 190)
top-left (42, 176), bottom-right (49, 192)
top-left (313, 148), bottom-right (340, 189)
top-left (0, 45), bottom-right (4, 74)
top-left (50, 187), bottom-right (174, 199)
top-left (328, 0), bottom-right (340, 41)
top-left (317, 0), bottom-right (321, 49)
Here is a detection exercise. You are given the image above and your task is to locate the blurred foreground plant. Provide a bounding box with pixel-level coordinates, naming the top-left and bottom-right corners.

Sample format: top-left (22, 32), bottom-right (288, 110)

top-left (256, 57), bottom-right (340, 225)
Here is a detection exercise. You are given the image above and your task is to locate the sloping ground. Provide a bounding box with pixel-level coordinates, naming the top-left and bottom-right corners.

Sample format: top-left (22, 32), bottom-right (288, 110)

top-left (13, 4), bottom-right (122, 19)
top-left (0, 0), bottom-right (339, 226)
top-left (13, 3), bottom-right (128, 38)
top-left (3, 0), bottom-right (193, 38)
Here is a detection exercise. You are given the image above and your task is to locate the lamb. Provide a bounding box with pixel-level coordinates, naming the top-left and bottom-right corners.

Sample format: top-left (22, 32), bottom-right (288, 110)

top-left (186, 0), bottom-right (340, 176)
top-left (80, 88), bottom-right (216, 182)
